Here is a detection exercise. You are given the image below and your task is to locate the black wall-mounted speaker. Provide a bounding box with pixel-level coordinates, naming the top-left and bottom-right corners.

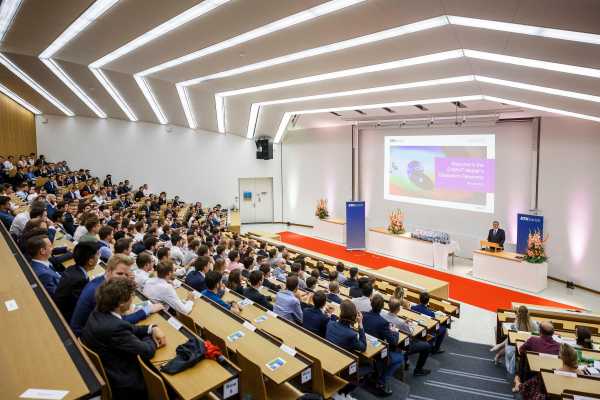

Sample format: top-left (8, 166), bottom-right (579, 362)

top-left (255, 138), bottom-right (273, 160)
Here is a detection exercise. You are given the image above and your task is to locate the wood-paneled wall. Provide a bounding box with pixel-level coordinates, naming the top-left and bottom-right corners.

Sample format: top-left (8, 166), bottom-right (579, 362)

top-left (0, 92), bottom-right (36, 157)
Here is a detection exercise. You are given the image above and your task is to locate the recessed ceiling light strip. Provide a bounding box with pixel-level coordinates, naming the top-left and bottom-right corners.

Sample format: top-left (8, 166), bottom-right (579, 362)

top-left (0, 0), bottom-right (23, 43)
top-left (483, 95), bottom-right (600, 122)
top-left (0, 53), bottom-right (74, 116)
top-left (0, 82), bottom-right (42, 114)
top-left (134, 75), bottom-right (167, 124)
top-left (90, 67), bottom-right (137, 121)
top-left (176, 84), bottom-right (198, 129)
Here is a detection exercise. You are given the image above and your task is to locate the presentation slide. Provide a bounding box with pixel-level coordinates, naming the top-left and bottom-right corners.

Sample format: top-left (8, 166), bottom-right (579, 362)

top-left (384, 135), bottom-right (495, 213)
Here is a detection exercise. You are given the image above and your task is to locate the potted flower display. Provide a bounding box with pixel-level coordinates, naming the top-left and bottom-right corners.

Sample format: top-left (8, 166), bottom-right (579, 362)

top-left (387, 209), bottom-right (405, 234)
top-left (315, 198), bottom-right (329, 220)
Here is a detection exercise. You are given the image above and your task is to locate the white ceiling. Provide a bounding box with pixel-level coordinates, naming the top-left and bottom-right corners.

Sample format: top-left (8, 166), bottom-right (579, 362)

top-left (0, 0), bottom-right (599, 141)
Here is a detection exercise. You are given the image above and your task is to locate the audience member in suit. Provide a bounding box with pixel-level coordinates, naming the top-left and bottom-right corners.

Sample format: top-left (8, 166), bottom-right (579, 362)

top-left (383, 297), bottom-right (431, 376)
top-left (259, 263), bottom-right (281, 292)
top-left (226, 269), bottom-right (245, 296)
top-left (363, 295), bottom-right (404, 394)
top-left (27, 235), bottom-right (61, 296)
top-left (487, 220), bottom-right (506, 248)
top-left (335, 262), bottom-right (347, 285)
top-left (243, 270), bottom-right (273, 310)
top-left (344, 267), bottom-right (360, 289)
top-left (411, 292), bottom-right (446, 354)
top-left (185, 256), bottom-right (211, 292)
top-left (71, 255), bottom-right (163, 337)
top-left (43, 177), bottom-right (59, 194)
top-left (327, 280), bottom-right (343, 304)
top-left (55, 242), bottom-right (99, 322)
top-left (103, 174), bottom-right (112, 187)
top-left (0, 195), bottom-right (14, 229)
top-left (349, 276), bottom-right (370, 298)
top-left (303, 290), bottom-right (337, 338)
top-left (82, 278), bottom-right (167, 399)
top-left (63, 201), bottom-right (77, 236)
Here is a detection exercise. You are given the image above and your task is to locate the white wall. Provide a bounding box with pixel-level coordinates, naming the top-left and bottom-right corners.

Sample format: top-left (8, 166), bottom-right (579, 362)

top-left (358, 123), bottom-right (534, 257)
top-left (282, 126), bottom-right (352, 225)
top-left (36, 115), bottom-right (282, 219)
top-left (538, 117), bottom-right (600, 290)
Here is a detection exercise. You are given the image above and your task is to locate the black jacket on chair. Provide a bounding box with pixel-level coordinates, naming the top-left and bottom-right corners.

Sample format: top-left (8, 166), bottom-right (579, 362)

top-left (81, 311), bottom-right (156, 397)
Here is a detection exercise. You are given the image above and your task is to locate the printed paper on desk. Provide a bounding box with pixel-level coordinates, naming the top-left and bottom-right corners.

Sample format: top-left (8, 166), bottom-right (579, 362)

top-left (238, 298), bottom-right (254, 308)
top-left (223, 378), bottom-right (238, 399)
top-left (255, 315), bottom-right (268, 324)
top-left (5, 299), bottom-right (18, 312)
top-left (227, 330), bottom-right (245, 342)
top-left (266, 357), bottom-right (286, 371)
top-left (192, 290), bottom-right (202, 298)
top-left (19, 389), bottom-right (69, 400)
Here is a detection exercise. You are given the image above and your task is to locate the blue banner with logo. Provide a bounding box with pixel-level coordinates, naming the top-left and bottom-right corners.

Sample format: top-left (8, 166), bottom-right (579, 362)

top-left (517, 213), bottom-right (544, 254)
top-left (346, 201), bottom-right (366, 250)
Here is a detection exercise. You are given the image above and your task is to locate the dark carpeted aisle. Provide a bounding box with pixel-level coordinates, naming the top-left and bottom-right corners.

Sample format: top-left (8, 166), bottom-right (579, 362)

top-left (348, 337), bottom-right (515, 400)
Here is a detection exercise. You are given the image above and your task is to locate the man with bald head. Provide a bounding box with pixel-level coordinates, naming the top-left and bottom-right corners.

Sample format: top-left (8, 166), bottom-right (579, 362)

top-left (515, 321), bottom-right (560, 391)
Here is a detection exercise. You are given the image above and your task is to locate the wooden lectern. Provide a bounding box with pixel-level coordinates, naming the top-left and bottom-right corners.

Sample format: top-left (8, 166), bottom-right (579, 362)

top-left (480, 240), bottom-right (502, 252)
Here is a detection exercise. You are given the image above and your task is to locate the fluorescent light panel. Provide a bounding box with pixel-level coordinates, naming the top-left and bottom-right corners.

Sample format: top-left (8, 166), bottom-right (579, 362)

top-left (90, 0), bottom-right (230, 68)
top-left (40, 58), bottom-right (107, 117)
top-left (274, 112), bottom-right (292, 143)
top-left (0, 53), bottom-right (74, 115)
top-left (448, 15), bottom-right (600, 45)
top-left (90, 67), bottom-right (137, 121)
top-left (176, 84), bottom-right (197, 129)
top-left (0, 82), bottom-right (42, 114)
top-left (39, 0), bottom-right (118, 59)
top-left (134, 75), bottom-right (167, 124)
top-left (0, 0), bottom-right (22, 43)
top-left (215, 95), bottom-right (226, 133)
top-left (139, 0), bottom-right (366, 76)
top-left (483, 95), bottom-right (600, 122)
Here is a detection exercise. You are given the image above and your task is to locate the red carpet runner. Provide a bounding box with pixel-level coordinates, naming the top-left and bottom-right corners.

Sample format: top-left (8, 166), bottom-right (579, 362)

top-left (278, 231), bottom-right (578, 312)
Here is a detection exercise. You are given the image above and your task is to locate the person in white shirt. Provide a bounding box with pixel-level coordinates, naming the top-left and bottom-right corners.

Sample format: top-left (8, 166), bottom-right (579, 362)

top-left (143, 260), bottom-right (194, 315)
top-left (73, 222), bottom-right (88, 242)
top-left (3, 156), bottom-right (15, 170)
top-left (133, 252), bottom-right (154, 290)
top-left (169, 234), bottom-right (186, 265)
top-left (133, 221), bottom-right (145, 243)
top-left (10, 200), bottom-right (46, 238)
top-left (15, 184), bottom-right (28, 201)
top-left (142, 184), bottom-right (151, 197)
top-left (26, 187), bottom-right (39, 203)
top-left (352, 282), bottom-right (373, 313)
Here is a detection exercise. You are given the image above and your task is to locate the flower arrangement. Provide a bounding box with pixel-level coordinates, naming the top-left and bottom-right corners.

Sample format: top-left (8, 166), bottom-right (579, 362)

top-left (524, 230), bottom-right (548, 263)
top-left (387, 209), bottom-right (405, 235)
top-left (315, 198), bottom-right (329, 220)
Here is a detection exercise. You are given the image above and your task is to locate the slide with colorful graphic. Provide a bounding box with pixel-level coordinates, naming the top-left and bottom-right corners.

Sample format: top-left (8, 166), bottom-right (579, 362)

top-left (384, 135), bottom-right (495, 213)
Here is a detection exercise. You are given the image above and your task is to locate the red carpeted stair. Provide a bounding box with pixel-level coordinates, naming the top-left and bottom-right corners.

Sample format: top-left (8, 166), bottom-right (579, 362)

top-left (278, 231), bottom-right (578, 312)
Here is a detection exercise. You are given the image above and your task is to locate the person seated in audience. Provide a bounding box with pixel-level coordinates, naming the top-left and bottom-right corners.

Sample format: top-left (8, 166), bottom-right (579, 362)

top-left (170, 233), bottom-right (185, 265)
top-left (350, 276), bottom-right (370, 298)
top-left (159, 224), bottom-right (171, 242)
top-left (79, 214), bottom-right (100, 243)
top-left (384, 297), bottom-right (432, 376)
top-left (493, 305), bottom-right (538, 372)
top-left (62, 201), bottom-right (77, 236)
top-left (200, 270), bottom-right (240, 314)
top-left (241, 256), bottom-right (254, 278)
top-left (392, 287), bottom-right (411, 309)
top-left (327, 280), bottom-right (343, 304)
top-left (243, 270), bottom-right (273, 310)
top-left (352, 282), bottom-right (373, 313)
top-left (226, 250), bottom-right (242, 272)
top-left (0, 196), bottom-right (15, 229)
top-left (326, 300), bottom-right (366, 355)
top-left (143, 261), bottom-right (194, 315)
top-left (575, 326), bottom-right (594, 350)
top-left (97, 225), bottom-right (114, 262)
top-left (185, 255), bottom-right (211, 292)
top-left (274, 275), bottom-right (303, 324)
top-left (71, 254), bottom-right (163, 336)
top-left (305, 276), bottom-right (318, 292)
top-left (72, 213), bottom-right (89, 242)
top-left (133, 252), bottom-right (154, 290)
top-left (82, 278), bottom-right (166, 399)
top-left (303, 290), bottom-right (337, 338)
top-left (226, 269), bottom-right (245, 295)
top-left (259, 263), bottom-right (281, 292)
top-left (27, 235), bottom-right (62, 296)
top-left (363, 294), bottom-right (404, 394)
top-left (412, 292), bottom-right (446, 355)
top-left (10, 199), bottom-right (46, 238)
top-left (290, 262), bottom-right (307, 289)
top-left (54, 242), bottom-right (99, 321)
top-left (514, 321), bottom-right (560, 392)
top-left (344, 266), bottom-right (359, 289)
top-left (335, 262), bottom-right (347, 285)
top-left (114, 237), bottom-right (133, 257)
top-left (520, 343), bottom-right (578, 399)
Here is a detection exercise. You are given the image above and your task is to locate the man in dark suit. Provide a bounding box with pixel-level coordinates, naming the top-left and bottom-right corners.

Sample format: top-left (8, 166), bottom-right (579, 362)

top-left (63, 201), bottom-right (77, 236)
top-left (27, 235), bottom-right (62, 296)
top-left (487, 220), bottom-right (506, 248)
top-left (82, 278), bottom-right (166, 399)
top-left (349, 276), bottom-right (370, 298)
top-left (54, 242), bottom-right (99, 322)
top-left (103, 174), bottom-right (112, 187)
top-left (411, 292), bottom-right (446, 354)
top-left (43, 177), bottom-right (59, 194)
top-left (363, 295), bottom-right (404, 394)
top-left (243, 270), bottom-right (273, 310)
top-left (302, 290), bottom-right (337, 337)
top-left (185, 256), bottom-right (210, 293)
top-left (327, 281), bottom-right (342, 304)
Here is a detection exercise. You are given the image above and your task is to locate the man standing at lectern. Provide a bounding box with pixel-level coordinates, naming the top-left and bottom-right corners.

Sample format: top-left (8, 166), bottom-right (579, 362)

top-left (487, 221), bottom-right (506, 248)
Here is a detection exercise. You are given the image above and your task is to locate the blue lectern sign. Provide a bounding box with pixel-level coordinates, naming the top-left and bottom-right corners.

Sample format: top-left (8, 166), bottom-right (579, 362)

top-left (346, 201), bottom-right (366, 250)
top-left (516, 213), bottom-right (544, 254)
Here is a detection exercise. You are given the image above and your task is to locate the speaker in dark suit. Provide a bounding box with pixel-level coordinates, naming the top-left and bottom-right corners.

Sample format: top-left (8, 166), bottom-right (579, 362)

top-left (487, 221), bottom-right (506, 247)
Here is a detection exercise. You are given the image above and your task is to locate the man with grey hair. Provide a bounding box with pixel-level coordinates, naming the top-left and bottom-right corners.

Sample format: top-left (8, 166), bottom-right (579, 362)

top-left (487, 220), bottom-right (505, 248)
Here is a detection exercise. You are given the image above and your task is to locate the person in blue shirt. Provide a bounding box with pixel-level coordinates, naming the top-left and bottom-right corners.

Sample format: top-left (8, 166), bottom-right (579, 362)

top-left (70, 254), bottom-right (163, 336)
top-left (274, 275), bottom-right (303, 324)
top-left (97, 226), bottom-right (114, 262)
top-left (303, 290), bottom-right (337, 338)
top-left (186, 256), bottom-right (211, 292)
top-left (27, 235), bottom-right (61, 296)
top-left (411, 292), bottom-right (446, 354)
top-left (363, 294), bottom-right (404, 395)
top-left (200, 270), bottom-right (241, 314)
top-left (0, 195), bottom-right (15, 229)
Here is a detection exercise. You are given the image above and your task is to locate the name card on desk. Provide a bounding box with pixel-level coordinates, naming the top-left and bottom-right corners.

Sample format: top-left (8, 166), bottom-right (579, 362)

top-left (20, 389), bottom-right (69, 399)
top-left (242, 321), bottom-right (256, 332)
top-left (280, 343), bottom-right (297, 356)
top-left (191, 290), bottom-right (202, 298)
top-left (539, 353), bottom-right (559, 358)
top-left (168, 317), bottom-right (183, 331)
top-left (5, 299), bottom-right (18, 311)
top-left (223, 378), bottom-right (239, 399)
top-left (553, 370), bottom-right (577, 378)
top-left (301, 368), bottom-right (312, 384)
